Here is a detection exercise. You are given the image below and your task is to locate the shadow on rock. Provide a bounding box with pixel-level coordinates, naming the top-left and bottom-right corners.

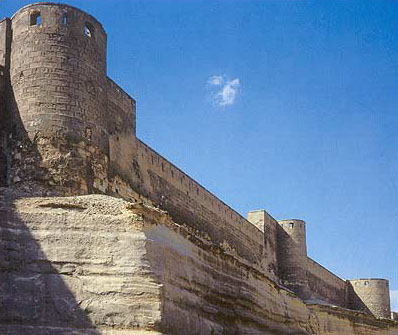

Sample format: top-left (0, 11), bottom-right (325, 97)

top-left (0, 189), bottom-right (100, 335)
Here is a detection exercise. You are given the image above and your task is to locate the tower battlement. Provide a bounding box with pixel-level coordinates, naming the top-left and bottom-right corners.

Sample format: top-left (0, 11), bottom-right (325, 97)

top-left (0, 2), bottom-right (392, 322)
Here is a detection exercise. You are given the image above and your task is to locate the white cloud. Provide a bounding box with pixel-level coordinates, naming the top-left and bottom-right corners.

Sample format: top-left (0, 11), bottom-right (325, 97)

top-left (391, 290), bottom-right (398, 311)
top-left (208, 75), bottom-right (224, 86)
top-left (207, 75), bottom-right (240, 107)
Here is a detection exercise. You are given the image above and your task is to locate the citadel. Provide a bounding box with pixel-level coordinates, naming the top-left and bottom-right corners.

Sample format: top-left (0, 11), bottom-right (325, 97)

top-left (0, 3), bottom-right (397, 335)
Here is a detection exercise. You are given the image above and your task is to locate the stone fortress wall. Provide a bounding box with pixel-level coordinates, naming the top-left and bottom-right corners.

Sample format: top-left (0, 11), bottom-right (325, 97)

top-left (0, 2), bottom-right (392, 322)
top-left (306, 257), bottom-right (347, 306)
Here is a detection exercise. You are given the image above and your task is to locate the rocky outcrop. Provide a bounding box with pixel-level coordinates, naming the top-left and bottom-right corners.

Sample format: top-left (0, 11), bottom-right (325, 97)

top-left (0, 190), bottom-right (397, 335)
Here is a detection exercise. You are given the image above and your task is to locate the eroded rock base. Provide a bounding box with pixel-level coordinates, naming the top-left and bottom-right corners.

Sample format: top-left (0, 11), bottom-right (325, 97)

top-left (1, 190), bottom-right (397, 335)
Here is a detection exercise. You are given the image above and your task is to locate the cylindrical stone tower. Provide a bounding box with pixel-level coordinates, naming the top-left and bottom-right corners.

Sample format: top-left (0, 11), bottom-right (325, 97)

top-left (7, 3), bottom-right (109, 194)
top-left (277, 219), bottom-right (311, 300)
top-left (348, 278), bottom-right (391, 319)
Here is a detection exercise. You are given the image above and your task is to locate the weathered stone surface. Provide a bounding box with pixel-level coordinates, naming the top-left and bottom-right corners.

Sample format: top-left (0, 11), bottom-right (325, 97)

top-left (0, 190), bottom-right (161, 334)
top-left (0, 190), bottom-right (397, 335)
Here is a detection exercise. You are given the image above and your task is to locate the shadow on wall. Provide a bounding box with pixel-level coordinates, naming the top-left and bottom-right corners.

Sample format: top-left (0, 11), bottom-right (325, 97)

top-left (0, 48), bottom-right (48, 191)
top-left (346, 282), bottom-right (373, 316)
top-left (0, 63), bottom-right (97, 194)
top-left (0, 190), bottom-right (100, 334)
top-left (0, 65), bottom-right (7, 185)
top-left (1, 70), bottom-right (47, 190)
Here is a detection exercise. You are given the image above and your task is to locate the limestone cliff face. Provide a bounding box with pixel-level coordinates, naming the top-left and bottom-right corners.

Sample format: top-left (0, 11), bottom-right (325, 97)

top-left (0, 190), bottom-right (397, 335)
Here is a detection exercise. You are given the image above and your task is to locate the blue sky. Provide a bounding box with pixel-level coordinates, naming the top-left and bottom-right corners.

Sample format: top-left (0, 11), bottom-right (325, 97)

top-left (2, 0), bottom-right (397, 309)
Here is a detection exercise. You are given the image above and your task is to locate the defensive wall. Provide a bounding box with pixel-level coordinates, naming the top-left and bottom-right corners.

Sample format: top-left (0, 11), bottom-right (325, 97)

top-left (306, 257), bottom-right (347, 307)
top-left (0, 2), bottom-right (393, 321)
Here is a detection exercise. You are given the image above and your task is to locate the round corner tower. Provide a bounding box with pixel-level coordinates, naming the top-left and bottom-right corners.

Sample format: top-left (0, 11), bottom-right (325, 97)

top-left (6, 3), bottom-right (110, 194)
top-left (277, 219), bottom-right (311, 299)
top-left (348, 278), bottom-right (391, 319)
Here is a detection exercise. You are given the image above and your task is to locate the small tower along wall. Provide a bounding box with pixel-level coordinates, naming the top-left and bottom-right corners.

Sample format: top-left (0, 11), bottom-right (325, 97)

top-left (348, 279), bottom-right (391, 319)
top-left (277, 219), bottom-right (311, 299)
top-left (246, 210), bottom-right (279, 278)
